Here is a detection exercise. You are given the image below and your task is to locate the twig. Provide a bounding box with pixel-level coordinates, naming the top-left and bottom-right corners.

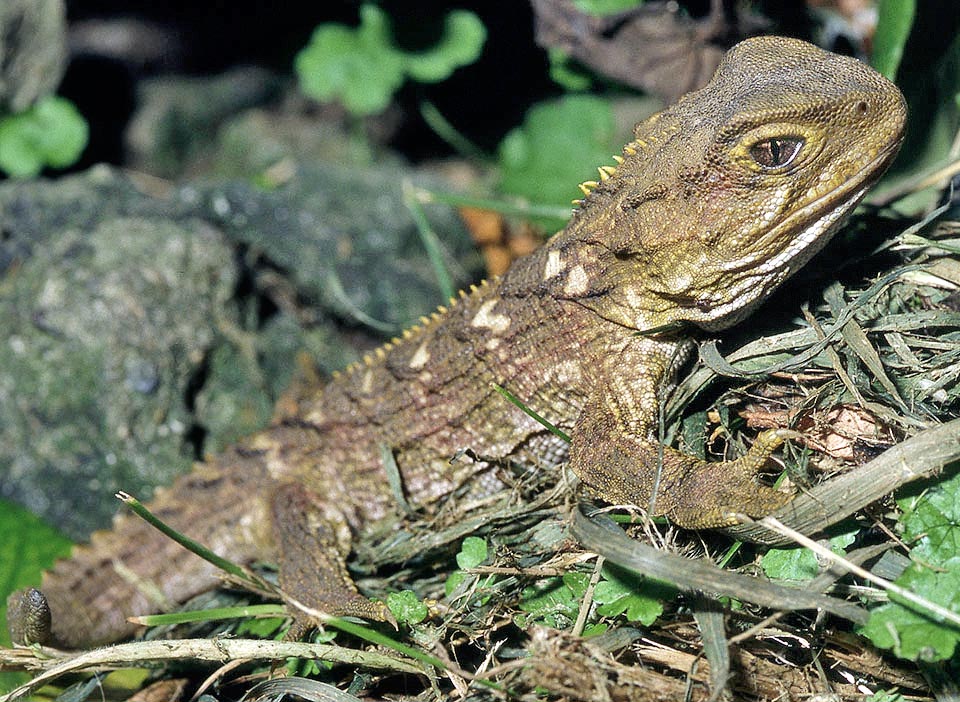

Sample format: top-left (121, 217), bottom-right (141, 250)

top-left (0, 638), bottom-right (423, 702)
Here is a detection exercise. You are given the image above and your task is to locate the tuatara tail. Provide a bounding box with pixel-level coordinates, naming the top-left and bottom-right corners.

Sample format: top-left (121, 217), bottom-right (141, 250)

top-left (7, 444), bottom-right (278, 649)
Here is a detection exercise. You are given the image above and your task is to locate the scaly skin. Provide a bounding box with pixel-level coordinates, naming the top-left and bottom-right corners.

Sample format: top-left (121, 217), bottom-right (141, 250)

top-left (8, 36), bottom-right (906, 649)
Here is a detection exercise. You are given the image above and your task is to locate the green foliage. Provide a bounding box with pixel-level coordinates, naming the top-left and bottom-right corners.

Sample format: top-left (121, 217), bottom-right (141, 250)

top-left (445, 569), bottom-right (467, 597)
top-left (898, 472), bottom-right (960, 566)
top-left (0, 500), bottom-right (71, 692)
top-left (295, 5), bottom-right (402, 115)
top-left (497, 95), bottom-right (620, 216)
top-left (518, 565), bottom-right (669, 629)
top-left (860, 559), bottom-right (960, 662)
top-left (760, 530), bottom-right (857, 581)
top-left (0, 96), bottom-right (88, 178)
top-left (517, 572), bottom-right (589, 629)
top-left (235, 616), bottom-right (287, 638)
top-left (547, 48), bottom-right (592, 91)
top-left (295, 4), bottom-right (485, 116)
top-left (455, 536), bottom-right (488, 569)
top-left (881, 12), bottom-right (960, 211)
top-left (0, 499), bottom-right (73, 645)
top-left (872, 0), bottom-right (916, 79)
top-left (386, 590), bottom-right (429, 625)
top-left (593, 565), bottom-right (667, 625)
top-left (860, 472), bottom-right (960, 662)
top-left (402, 12), bottom-right (486, 82)
top-left (286, 629), bottom-right (337, 677)
top-left (866, 692), bottom-right (904, 702)
top-left (445, 536), bottom-right (493, 601)
top-left (573, 0), bottom-right (644, 15)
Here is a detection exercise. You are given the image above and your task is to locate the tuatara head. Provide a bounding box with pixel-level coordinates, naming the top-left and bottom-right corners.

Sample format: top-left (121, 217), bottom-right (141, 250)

top-left (553, 35), bottom-right (907, 332)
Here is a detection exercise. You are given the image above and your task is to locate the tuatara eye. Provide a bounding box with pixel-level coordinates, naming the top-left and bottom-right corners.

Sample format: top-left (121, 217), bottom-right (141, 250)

top-left (749, 137), bottom-right (804, 169)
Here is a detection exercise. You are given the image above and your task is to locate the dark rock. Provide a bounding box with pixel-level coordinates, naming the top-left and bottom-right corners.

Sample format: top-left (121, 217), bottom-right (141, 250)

top-left (0, 160), bottom-right (478, 538)
top-left (125, 67), bottom-right (286, 178)
top-left (0, 212), bottom-right (234, 537)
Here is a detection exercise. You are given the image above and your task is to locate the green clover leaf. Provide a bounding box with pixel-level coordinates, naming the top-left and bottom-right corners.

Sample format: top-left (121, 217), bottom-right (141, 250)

top-left (0, 96), bottom-right (89, 178)
top-left (295, 5), bottom-right (485, 116)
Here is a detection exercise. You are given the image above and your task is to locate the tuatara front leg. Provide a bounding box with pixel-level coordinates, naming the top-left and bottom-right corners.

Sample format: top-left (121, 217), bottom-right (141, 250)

top-left (568, 337), bottom-right (790, 528)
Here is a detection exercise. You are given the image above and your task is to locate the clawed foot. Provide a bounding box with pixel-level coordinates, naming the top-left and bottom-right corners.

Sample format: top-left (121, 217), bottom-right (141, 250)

top-left (665, 429), bottom-right (794, 528)
top-left (570, 426), bottom-right (796, 530)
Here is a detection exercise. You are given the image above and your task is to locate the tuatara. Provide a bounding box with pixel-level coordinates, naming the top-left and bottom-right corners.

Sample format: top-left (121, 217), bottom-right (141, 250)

top-left (7, 36), bottom-right (906, 649)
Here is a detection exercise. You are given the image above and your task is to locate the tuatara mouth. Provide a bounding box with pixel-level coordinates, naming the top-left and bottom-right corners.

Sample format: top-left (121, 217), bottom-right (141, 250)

top-left (693, 134), bottom-right (904, 331)
top-left (750, 135), bottom-right (904, 274)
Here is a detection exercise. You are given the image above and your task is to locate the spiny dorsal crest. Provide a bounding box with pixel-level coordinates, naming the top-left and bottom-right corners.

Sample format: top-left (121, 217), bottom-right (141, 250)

top-left (333, 278), bottom-right (496, 379)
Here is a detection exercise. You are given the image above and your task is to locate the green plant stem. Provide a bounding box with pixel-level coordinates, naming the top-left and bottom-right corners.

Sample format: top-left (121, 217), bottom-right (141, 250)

top-left (491, 383), bottom-right (570, 442)
top-left (403, 180), bottom-right (455, 302)
top-left (419, 102), bottom-right (489, 162)
top-left (414, 187), bottom-right (574, 224)
top-left (116, 491), bottom-right (268, 590)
